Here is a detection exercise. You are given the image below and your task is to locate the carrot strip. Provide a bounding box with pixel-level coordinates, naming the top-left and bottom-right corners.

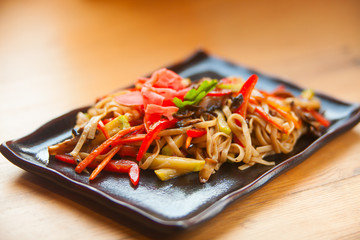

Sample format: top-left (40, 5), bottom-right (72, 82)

top-left (265, 98), bottom-right (291, 112)
top-left (97, 120), bottom-right (110, 139)
top-left (185, 136), bottom-right (192, 149)
top-left (75, 124), bottom-right (143, 173)
top-left (89, 145), bottom-right (121, 180)
top-left (111, 134), bottom-right (146, 146)
top-left (309, 110), bottom-right (330, 127)
top-left (249, 97), bottom-right (259, 105)
top-left (267, 101), bottom-right (301, 129)
top-left (254, 107), bottom-right (287, 134)
top-left (258, 89), bottom-right (285, 101)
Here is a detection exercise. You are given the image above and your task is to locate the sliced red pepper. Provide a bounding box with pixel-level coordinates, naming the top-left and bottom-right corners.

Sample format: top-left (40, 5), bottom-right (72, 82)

top-left (103, 118), bottom-right (114, 125)
top-left (233, 135), bottom-right (244, 147)
top-left (186, 129), bottom-right (207, 138)
top-left (128, 164), bottom-right (140, 186)
top-left (235, 74), bottom-right (258, 118)
top-left (136, 118), bottom-right (178, 161)
top-left (97, 120), bottom-right (110, 139)
top-left (254, 107), bottom-right (288, 134)
top-left (144, 113), bottom-right (161, 132)
top-left (308, 109), bottom-right (330, 127)
top-left (206, 89), bottom-right (232, 96)
top-left (117, 145), bottom-right (138, 157)
top-left (103, 159), bottom-right (139, 186)
top-left (54, 154), bottom-right (140, 186)
top-left (130, 118), bottom-right (144, 127)
top-left (55, 154), bottom-right (77, 164)
top-left (272, 84), bottom-right (286, 94)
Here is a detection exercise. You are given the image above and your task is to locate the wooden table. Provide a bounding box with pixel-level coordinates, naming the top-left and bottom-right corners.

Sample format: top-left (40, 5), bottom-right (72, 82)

top-left (1, 1), bottom-right (359, 239)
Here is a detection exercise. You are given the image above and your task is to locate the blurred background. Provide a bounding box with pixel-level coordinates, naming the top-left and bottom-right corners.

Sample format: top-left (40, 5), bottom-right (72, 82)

top-left (1, 1), bottom-right (359, 239)
top-left (1, 1), bottom-right (359, 138)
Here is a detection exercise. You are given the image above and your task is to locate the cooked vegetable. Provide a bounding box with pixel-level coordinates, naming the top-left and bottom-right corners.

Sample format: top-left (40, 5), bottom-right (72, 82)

top-left (173, 79), bottom-right (218, 108)
top-left (75, 125), bottom-right (143, 174)
top-left (136, 119), bottom-right (178, 161)
top-left (144, 154), bottom-right (205, 171)
top-left (215, 110), bottom-right (231, 135)
top-left (97, 120), bottom-right (110, 139)
top-left (235, 74), bottom-right (258, 118)
top-left (55, 154), bottom-right (139, 185)
top-left (161, 134), bottom-right (187, 155)
top-left (301, 88), bottom-right (315, 100)
top-left (186, 129), bottom-right (207, 138)
top-left (154, 168), bottom-right (192, 181)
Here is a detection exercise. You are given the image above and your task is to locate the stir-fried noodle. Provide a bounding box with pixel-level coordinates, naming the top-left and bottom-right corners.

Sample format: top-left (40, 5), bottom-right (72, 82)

top-left (49, 68), bottom-right (330, 185)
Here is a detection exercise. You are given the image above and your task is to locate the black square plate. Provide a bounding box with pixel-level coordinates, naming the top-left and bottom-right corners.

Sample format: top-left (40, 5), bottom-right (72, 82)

top-left (1, 50), bottom-right (360, 233)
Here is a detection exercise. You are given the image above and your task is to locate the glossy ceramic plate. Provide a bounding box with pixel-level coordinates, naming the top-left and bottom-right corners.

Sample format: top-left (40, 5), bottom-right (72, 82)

top-left (1, 50), bottom-right (360, 234)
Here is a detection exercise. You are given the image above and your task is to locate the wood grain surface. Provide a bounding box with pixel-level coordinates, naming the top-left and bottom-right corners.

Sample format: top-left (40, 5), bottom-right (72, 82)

top-left (1, 0), bottom-right (359, 239)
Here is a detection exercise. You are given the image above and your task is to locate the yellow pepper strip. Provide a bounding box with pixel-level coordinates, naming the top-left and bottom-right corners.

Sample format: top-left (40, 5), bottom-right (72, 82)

top-left (144, 154), bottom-right (205, 171)
top-left (301, 88), bottom-right (314, 100)
top-left (215, 110), bottom-right (231, 135)
top-left (161, 134), bottom-right (187, 155)
top-left (154, 168), bottom-right (192, 181)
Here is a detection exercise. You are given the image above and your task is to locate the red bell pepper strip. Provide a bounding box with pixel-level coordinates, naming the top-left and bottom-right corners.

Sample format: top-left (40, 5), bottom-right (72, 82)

top-left (235, 74), bottom-right (258, 118)
top-left (233, 135), bottom-right (244, 147)
top-left (206, 89), bottom-right (233, 96)
top-left (144, 113), bottom-right (161, 132)
top-left (55, 154), bottom-right (78, 164)
top-left (101, 159), bottom-right (139, 185)
top-left (136, 118), bottom-right (178, 161)
top-left (186, 128), bottom-right (207, 138)
top-left (128, 164), bottom-right (140, 186)
top-left (55, 154), bottom-right (140, 186)
top-left (254, 107), bottom-right (288, 134)
top-left (97, 120), bottom-right (110, 139)
top-left (117, 145), bottom-right (138, 157)
top-left (272, 84), bottom-right (286, 94)
top-left (308, 109), bottom-right (330, 127)
top-left (103, 118), bottom-right (114, 125)
top-left (75, 124), bottom-right (144, 173)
